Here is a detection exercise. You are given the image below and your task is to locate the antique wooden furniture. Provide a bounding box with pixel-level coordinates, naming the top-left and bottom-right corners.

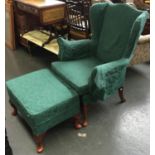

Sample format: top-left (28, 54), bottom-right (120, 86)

top-left (66, 0), bottom-right (91, 39)
top-left (14, 0), bottom-right (66, 47)
top-left (5, 0), bottom-right (16, 50)
top-left (14, 0), bottom-right (65, 25)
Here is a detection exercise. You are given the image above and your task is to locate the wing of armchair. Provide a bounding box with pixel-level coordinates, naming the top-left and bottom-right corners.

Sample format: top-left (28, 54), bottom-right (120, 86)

top-left (51, 3), bottom-right (148, 127)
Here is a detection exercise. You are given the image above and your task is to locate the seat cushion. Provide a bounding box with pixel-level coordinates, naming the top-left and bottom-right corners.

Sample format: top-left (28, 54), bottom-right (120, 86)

top-left (6, 69), bottom-right (80, 135)
top-left (51, 57), bottom-right (102, 95)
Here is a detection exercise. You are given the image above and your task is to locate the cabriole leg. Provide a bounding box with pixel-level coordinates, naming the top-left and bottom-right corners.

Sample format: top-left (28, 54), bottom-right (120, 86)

top-left (9, 100), bottom-right (17, 116)
top-left (82, 104), bottom-right (88, 127)
top-left (73, 114), bottom-right (82, 129)
top-left (34, 133), bottom-right (45, 153)
top-left (118, 87), bottom-right (126, 103)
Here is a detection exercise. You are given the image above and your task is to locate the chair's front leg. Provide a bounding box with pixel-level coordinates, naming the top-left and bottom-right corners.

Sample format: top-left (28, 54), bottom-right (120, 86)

top-left (118, 87), bottom-right (126, 103)
top-left (34, 133), bottom-right (46, 153)
top-left (82, 104), bottom-right (88, 127)
top-left (73, 114), bottom-right (82, 129)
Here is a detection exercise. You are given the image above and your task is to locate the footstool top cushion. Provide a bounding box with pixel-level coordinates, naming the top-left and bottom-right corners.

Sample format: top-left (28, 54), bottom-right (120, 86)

top-left (6, 69), bottom-right (80, 134)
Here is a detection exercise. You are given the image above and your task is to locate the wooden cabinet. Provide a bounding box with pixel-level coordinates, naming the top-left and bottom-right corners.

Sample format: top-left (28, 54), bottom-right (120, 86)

top-left (15, 0), bottom-right (65, 25)
top-left (14, 0), bottom-right (66, 47)
top-left (5, 0), bottom-right (16, 50)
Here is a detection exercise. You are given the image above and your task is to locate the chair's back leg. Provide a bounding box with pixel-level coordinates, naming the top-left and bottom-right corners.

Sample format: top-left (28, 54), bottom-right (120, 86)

top-left (82, 104), bottom-right (88, 127)
top-left (118, 87), bottom-right (126, 103)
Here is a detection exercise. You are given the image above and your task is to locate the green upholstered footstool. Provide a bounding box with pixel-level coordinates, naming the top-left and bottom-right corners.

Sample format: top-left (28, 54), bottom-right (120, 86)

top-left (6, 69), bottom-right (81, 153)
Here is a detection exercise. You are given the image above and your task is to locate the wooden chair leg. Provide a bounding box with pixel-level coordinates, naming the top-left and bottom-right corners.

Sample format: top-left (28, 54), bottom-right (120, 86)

top-left (73, 114), bottom-right (82, 129)
top-left (34, 133), bottom-right (45, 153)
top-left (11, 105), bottom-right (17, 116)
top-left (82, 104), bottom-right (88, 127)
top-left (9, 100), bottom-right (17, 116)
top-left (118, 87), bottom-right (126, 103)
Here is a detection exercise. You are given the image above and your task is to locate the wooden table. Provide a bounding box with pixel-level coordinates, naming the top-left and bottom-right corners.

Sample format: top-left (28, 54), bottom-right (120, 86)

top-left (14, 0), bottom-right (66, 25)
top-left (14, 0), bottom-right (66, 47)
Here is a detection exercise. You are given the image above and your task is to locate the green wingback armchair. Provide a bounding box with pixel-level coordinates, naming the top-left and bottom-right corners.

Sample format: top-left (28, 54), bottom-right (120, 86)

top-left (51, 3), bottom-right (148, 126)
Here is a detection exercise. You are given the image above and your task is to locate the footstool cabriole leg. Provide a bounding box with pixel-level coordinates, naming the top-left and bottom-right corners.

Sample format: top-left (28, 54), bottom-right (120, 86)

top-left (9, 100), bottom-right (17, 116)
top-left (33, 133), bottom-right (46, 153)
top-left (73, 114), bottom-right (82, 129)
top-left (82, 104), bottom-right (88, 127)
top-left (118, 87), bottom-right (126, 103)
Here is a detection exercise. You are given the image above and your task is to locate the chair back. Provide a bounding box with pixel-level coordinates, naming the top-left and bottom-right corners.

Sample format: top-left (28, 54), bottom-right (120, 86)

top-left (90, 3), bottom-right (148, 63)
top-left (66, 0), bottom-right (91, 39)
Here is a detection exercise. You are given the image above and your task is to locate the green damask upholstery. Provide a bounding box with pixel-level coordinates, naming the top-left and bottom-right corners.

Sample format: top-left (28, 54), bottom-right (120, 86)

top-left (52, 57), bottom-right (102, 95)
top-left (96, 4), bottom-right (140, 63)
top-left (6, 69), bottom-right (80, 135)
top-left (51, 3), bottom-right (148, 101)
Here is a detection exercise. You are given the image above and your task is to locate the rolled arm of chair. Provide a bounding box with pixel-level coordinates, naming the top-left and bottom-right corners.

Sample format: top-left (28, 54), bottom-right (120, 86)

top-left (88, 58), bottom-right (129, 101)
top-left (57, 37), bottom-right (96, 61)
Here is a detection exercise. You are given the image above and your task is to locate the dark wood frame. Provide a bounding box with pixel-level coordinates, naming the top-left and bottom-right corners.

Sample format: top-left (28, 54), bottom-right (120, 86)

top-left (5, 0), bottom-right (16, 50)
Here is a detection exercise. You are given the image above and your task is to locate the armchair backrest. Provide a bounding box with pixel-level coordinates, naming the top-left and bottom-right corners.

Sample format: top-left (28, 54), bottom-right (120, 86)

top-left (90, 3), bottom-right (148, 63)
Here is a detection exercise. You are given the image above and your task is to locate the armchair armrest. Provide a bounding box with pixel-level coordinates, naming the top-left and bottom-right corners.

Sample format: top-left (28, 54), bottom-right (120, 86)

top-left (89, 59), bottom-right (129, 101)
top-left (57, 37), bottom-right (96, 61)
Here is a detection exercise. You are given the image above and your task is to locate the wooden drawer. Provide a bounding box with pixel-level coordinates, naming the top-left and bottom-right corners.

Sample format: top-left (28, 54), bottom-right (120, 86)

top-left (17, 2), bottom-right (39, 15)
top-left (41, 6), bottom-right (65, 24)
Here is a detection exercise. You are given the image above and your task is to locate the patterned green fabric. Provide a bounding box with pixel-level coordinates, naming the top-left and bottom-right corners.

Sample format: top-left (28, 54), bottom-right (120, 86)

top-left (96, 4), bottom-right (141, 63)
top-left (52, 3), bottom-right (148, 102)
top-left (58, 39), bottom-right (95, 60)
top-left (6, 69), bottom-right (80, 135)
top-left (88, 59), bottom-right (129, 101)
